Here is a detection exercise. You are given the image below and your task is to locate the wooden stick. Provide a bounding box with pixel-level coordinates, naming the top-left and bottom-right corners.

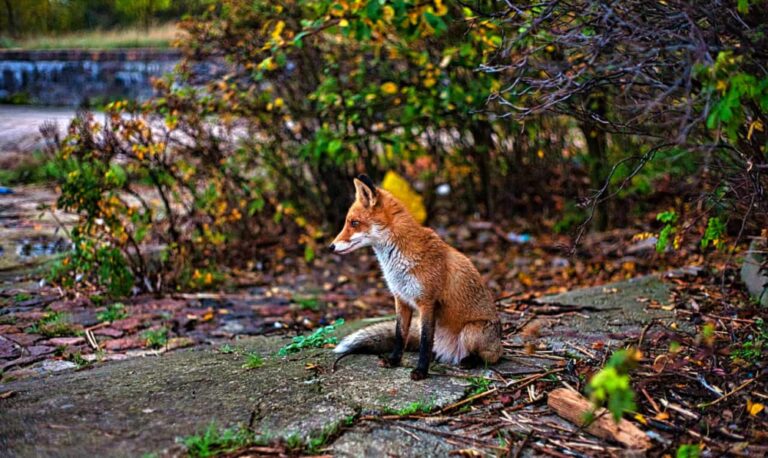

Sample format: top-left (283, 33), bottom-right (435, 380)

top-left (697, 378), bottom-right (754, 408)
top-left (547, 388), bottom-right (651, 450)
top-left (440, 388), bottom-right (498, 413)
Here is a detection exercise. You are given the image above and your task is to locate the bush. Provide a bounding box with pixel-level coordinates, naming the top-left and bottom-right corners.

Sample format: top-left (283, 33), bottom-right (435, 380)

top-left (48, 0), bottom-right (532, 293)
top-left (48, 0), bottom-right (768, 295)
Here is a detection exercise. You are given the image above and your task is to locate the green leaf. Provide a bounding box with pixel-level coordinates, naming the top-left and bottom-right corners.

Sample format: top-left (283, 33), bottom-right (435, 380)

top-left (293, 30), bottom-right (310, 46)
top-left (304, 245), bottom-right (315, 263)
top-left (366, 0), bottom-right (382, 21)
top-left (327, 139), bottom-right (343, 155)
top-left (676, 444), bottom-right (701, 458)
top-left (423, 11), bottom-right (448, 35)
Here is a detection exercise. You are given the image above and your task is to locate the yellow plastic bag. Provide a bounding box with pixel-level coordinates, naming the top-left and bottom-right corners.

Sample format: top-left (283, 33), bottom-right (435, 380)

top-left (381, 171), bottom-right (427, 224)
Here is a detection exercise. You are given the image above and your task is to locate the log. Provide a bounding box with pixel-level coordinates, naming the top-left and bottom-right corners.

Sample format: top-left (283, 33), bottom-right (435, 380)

top-left (547, 388), bottom-right (652, 450)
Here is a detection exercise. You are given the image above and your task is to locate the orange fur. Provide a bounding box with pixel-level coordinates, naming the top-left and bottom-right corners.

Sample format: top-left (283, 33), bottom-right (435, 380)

top-left (331, 177), bottom-right (502, 377)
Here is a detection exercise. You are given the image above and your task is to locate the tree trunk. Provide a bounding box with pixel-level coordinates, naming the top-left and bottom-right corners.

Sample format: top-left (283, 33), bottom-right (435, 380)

top-left (4, 0), bottom-right (17, 37)
top-left (580, 96), bottom-right (610, 231)
top-left (470, 121), bottom-right (496, 219)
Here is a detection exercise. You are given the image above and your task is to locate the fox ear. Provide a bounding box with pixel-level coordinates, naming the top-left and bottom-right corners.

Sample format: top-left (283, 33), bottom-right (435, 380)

top-left (353, 176), bottom-right (377, 207)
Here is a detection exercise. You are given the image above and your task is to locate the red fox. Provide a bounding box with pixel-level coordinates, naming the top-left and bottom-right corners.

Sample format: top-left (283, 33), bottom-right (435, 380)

top-left (330, 175), bottom-right (502, 380)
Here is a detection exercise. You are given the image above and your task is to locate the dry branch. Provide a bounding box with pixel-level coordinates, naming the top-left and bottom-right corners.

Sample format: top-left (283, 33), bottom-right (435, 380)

top-left (547, 388), bottom-right (651, 450)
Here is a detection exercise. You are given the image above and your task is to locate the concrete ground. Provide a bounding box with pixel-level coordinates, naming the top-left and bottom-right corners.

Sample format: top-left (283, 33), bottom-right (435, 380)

top-left (0, 275), bottom-right (676, 457)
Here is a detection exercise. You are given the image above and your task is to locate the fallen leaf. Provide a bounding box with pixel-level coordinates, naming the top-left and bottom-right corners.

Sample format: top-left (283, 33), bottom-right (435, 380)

top-left (747, 400), bottom-right (764, 417)
top-left (652, 355), bottom-right (668, 373)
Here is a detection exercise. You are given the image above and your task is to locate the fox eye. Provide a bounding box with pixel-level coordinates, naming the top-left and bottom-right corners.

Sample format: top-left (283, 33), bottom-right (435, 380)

top-left (350, 220), bottom-right (360, 228)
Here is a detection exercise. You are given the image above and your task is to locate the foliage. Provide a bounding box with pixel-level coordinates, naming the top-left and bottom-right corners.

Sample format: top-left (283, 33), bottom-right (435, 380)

top-left (277, 319), bottom-right (344, 357)
top-left (0, 0), bottom-right (204, 38)
top-left (384, 399), bottom-right (434, 416)
top-left (305, 422), bottom-right (342, 454)
top-left (467, 376), bottom-right (493, 396)
top-left (47, 0), bottom-right (768, 297)
top-left (142, 327), bottom-right (168, 348)
top-left (181, 422), bottom-right (268, 458)
top-left (586, 348), bottom-right (641, 422)
top-left (241, 352), bottom-right (265, 370)
top-left (656, 211), bottom-right (679, 253)
top-left (292, 296), bottom-right (321, 312)
top-left (25, 312), bottom-right (78, 337)
top-left (731, 318), bottom-right (767, 365)
top-left (480, 0), bottom-right (768, 237)
top-left (96, 303), bottom-right (128, 323)
top-left (218, 344), bottom-right (235, 354)
top-left (49, 0), bottom-right (548, 294)
top-left (700, 217), bottom-right (727, 252)
top-left (676, 444), bottom-right (702, 458)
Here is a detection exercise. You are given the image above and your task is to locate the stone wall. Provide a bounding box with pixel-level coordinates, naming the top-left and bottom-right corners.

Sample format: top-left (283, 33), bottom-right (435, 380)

top-left (0, 49), bottom-right (181, 106)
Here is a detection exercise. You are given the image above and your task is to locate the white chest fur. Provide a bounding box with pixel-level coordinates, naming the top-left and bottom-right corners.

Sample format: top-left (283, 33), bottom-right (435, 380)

top-left (373, 243), bottom-right (423, 308)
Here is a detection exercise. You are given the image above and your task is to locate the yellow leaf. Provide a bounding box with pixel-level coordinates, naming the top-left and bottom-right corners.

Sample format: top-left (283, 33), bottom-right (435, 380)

top-left (383, 5), bottom-right (395, 20)
top-left (380, 81), bottom-right (398, 94)
top-left (434, 0), bottom-right (448, 16)
top-left (271, 20), bottom-right (285, 41)
top-left (747, 400), bottom-right (764, 416)
top-left (339, 18), bottom-right (349, 27)
top-left (716, 80), bottom-right (727, 93)
top-left (747, 120), bottom-right (764, 140)
top-left (381, 171), bottom-right (427, 224)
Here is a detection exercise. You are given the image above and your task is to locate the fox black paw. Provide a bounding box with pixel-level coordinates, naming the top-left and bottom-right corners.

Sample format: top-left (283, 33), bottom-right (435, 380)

top-left (410, 369), bottom-right (428, 380)
top-left (378, 356), bottom-right (401, 368)
top-left (459, 354), bottom-right (482, 369)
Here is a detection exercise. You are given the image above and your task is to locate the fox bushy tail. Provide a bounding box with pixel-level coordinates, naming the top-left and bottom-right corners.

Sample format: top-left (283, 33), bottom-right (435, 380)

top-left (333, 319), bottom-right (420, 356)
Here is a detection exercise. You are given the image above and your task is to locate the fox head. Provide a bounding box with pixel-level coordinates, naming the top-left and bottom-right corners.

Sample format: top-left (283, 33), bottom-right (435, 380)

top-left (329, 174), bottom-right (389, 255)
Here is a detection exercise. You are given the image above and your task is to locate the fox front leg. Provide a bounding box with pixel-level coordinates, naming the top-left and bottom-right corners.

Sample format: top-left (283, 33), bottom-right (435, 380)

top-left (379, 296), bottom-right (412, 368)
top-left (411, 301), bottom-right (435, 381)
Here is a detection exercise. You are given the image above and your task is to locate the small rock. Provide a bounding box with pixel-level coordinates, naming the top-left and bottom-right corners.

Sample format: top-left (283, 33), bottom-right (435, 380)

top-left (42, 337), bottom-right (85, 347)
top-left (93, 327), bottom-right (123, 338)
top-left (111, 317), bottom-right (144, 332)
top-left (0, 336), bottom-right (21, 359)
top-left (13, 311), bottom-right (47, 321)
top-left (38, 360), bottom-right (77, 374)
top-left (166, 337), bottom-right (194, 351)
top-left (103, 337), bottom-right (143, 351)
top-left (0, 324), bottom-right (20, 334)
top-left (26, 346), bottom-right (55, 357)
top-left (218, 321), bottom-right (245, 334)
top-left (6, 333), bottom-right (42, 347)
top-left (48, 298), bottom-right (90, 312)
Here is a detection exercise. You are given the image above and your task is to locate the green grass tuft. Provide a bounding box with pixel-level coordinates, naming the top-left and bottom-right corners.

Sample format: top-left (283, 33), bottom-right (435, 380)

top-left (96, 303), bottom-right (128, 323)
top-left (142, 327), bottom-right (168, 349)
top-left (242, 352), bottom-right (265, 369)
top-left (25, 311), bottom-right (79, 337)
top-left (180, 422), bottom-right (269, 458)
top-left (277, 319), bottom-right (344, 357)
